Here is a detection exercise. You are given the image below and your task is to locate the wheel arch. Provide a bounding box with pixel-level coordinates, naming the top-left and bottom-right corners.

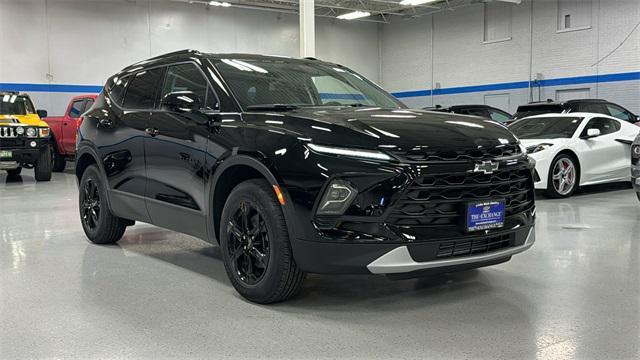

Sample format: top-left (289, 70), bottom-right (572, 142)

top-left (207, 154), bottom-right (296, 244)
top-left (552, 149), bottom-right (582, 186)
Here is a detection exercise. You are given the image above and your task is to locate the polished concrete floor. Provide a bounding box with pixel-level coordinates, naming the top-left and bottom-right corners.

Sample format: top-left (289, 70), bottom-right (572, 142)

top-left (1, 167), bottom-right (639, 359)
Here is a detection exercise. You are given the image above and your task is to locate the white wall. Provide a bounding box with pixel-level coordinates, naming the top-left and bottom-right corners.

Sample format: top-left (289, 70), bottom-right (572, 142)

top-left (0, 0), bottom-right (380, 115)
top-left (380, 0), bottom-right (640, 114)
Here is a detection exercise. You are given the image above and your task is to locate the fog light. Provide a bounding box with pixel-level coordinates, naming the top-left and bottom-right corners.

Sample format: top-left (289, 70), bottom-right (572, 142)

top-left (317, 180), bottom-right (357, 215)
top-left (16, 127), bottom-right (25, 135)
top-left (633, 145), bottom-right (640, 158)
top-left (30, 141), bottom-right (37, 148)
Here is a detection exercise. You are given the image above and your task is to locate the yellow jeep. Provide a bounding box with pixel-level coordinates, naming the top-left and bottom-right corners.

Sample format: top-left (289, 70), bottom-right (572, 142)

top-left (0, 91), bottom-right (52, 181)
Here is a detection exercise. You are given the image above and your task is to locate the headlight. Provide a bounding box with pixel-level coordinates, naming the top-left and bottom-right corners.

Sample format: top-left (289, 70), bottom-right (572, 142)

top-left (316, 180), bottom-right (358, 215)
top-left (15, 126), bottom-right (25, 135)
top-left (38, 127), bottom-right (50, 137)
top-left (526, 143), bottom-right (553, 154)
top-left (633, 145), bottom-right (640, 158)
top-left (307, 143), bottom-right (392, 161)
top-left (26, 127), bottom-right (37, 137)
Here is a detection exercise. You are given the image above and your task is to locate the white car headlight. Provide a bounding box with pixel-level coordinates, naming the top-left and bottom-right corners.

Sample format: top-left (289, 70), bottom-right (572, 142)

top-left (526, 143), bottom-right (553, 154)
top-left (307, 143), bottom-right (392, 161)
top-left (15, 126), bottom-right (25, 135)
top-left (26, 127), bottom-right (37, 137)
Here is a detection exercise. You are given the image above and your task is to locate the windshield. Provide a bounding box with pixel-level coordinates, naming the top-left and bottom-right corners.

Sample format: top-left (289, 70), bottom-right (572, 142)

top-left (212, 57), bottom-right (403, 110)
top-left (510, 117), bottom-right (583, 139)
top-left (0, 95), bottom-right (34, 115)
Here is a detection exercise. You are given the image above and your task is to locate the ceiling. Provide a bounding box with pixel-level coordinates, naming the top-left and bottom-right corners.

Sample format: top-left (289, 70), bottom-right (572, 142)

top-left (171, 0), bottom-right (521, 23)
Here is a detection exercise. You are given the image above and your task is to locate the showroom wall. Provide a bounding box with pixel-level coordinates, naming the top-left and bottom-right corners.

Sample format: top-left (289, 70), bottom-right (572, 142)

top-left (0, 0), bottom-right (379, 115)
top-left (381, 0), bottom-right (640, 113)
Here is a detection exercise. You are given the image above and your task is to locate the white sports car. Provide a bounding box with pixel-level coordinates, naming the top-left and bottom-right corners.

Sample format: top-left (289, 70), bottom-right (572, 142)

top-left (509, 113), bottom-right (640, 198)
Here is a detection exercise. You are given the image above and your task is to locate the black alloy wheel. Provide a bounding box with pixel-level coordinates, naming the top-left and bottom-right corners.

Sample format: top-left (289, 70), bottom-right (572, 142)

top-left (81, 179), bottom-right (101, 231)
top-left (220, 179), bottom-right (305, 304)
top-left (226, 201), bottom-right (271, 285)
top-left (79, 165), bottom-right (128, 244)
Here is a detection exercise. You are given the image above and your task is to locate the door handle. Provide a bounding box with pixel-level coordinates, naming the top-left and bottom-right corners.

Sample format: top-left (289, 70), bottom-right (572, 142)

top-left (145, 127), bottom-right (159, 136)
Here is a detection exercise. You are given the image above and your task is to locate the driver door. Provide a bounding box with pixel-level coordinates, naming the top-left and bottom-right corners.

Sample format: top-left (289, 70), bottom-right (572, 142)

top-left (576, 117), bottom-right (628, 184)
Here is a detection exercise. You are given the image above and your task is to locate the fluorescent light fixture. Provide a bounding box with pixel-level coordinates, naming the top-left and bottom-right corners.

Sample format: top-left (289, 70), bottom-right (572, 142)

top-left (400, 0), bottom-right (438, 5)
top-left (307, 143), bottom-right (392, 161)
top-left (336, 11), bottom-right (370, 20)
top-left (209, 1), bottom-right (231, 7)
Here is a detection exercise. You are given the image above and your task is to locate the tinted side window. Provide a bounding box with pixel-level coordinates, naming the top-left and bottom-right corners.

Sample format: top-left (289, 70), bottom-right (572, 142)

top-left (109, 76), bottom-right (129, 105)
top-left (68, 99), bottom-right (85, 118)
top-left (123, 69), bottom-right (164, 109)
top-left (84, 98), bottom-right (95, 112)
top-left (581, 117), bottom-right (620, 137)
top-left (575, 102), bottom-right (606, 114)
top-left (488, 109), bottom-right (511, 122)
top-left (605, 104), bottom-right (634, 122)
top-left (464, 108), bottom-right (490, 118)
top-left (161, 63), bottom-right (218, 110)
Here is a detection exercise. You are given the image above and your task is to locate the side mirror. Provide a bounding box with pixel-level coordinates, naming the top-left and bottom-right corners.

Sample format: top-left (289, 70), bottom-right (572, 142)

top-left (36, 109), bottom-right (48, 118)
top-left (161, 91), bottom-right (202, 112)
top-left (582, 128), bottom-right (601, 139)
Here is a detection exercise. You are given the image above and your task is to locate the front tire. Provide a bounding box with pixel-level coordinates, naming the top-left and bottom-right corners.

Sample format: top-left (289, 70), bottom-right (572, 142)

top-left (79, 165), bottom-right (127, 244)
top-left (6, 167), bottom-right (22, 176)
top-left (220, 179), bottom-right (305, 304)
top-left (545, 154), bottom-right (578, 198)
top-left (34, 145), bottom-right (52, 181)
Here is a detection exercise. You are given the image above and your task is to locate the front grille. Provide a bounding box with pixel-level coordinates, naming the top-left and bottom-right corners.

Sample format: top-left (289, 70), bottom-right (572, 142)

top-left (391, 143), bottom-right (521, 163)
top-left (436, 234), bottom-right (512, 258)
top-left (387, 167), bottom-right (534, 227)
top-left (0, 127), bottom-right (18, 138)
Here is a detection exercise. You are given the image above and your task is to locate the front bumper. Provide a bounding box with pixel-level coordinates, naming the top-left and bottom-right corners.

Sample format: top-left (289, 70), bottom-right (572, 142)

top-left (293, 223), bottom-right (535, 275)
top-left (0, 138), bottom-right (49, 165)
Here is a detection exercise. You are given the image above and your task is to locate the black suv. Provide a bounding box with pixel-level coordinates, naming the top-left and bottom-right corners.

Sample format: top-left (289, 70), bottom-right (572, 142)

top-left (77, 50), bottom-right (536, 303)
top-left (425, 104), bottom-right (512, 124)
top-left (632, 134), bottom-right (640, 201)
top-left (512, 99), bottom-right (639, 123)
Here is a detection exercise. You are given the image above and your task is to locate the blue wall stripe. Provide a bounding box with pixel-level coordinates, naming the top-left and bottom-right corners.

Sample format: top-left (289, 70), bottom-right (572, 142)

top-left (0, 70), bottom-right (638, 98)
top-left (0, 83), bottom-right (103, 93)
top-left (391, 71), bottom-right (640, 99)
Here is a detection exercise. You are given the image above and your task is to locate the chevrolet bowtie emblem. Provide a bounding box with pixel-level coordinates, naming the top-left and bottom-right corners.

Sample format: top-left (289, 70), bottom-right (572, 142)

top-left (473, 161), bottom-right (500, 174)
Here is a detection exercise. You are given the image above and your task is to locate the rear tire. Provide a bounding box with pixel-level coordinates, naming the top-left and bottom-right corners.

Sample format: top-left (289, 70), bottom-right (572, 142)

top-left (51, 145), bottom-right (66, 172)
top-left (34, 145), bottom-right (52, 181)
top-left (220, 179), bottom-right (305, 304)
top-left (6, 167), bottom-right (22, 176)
top-left (79, 165), bottom-right (127, 244)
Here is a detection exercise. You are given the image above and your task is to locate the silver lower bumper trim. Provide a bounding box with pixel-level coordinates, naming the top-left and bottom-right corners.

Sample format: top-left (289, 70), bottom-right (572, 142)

top-left (0, 161), bottom-right (19, 170)
top-left (367, 227), bottom-right (535, 274)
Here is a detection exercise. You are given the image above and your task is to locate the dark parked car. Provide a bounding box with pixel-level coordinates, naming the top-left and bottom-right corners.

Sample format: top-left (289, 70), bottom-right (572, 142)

top-left (633, 134), bottom-right (640, 201)
top-left (512, 99), bottom-right (639, 124)
top-left (425, 104), bottom-right (512, 123)
top-left (76, 50), bottom-right (536, 303)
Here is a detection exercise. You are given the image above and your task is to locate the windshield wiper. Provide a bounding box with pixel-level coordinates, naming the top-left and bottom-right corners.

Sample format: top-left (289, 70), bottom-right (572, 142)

top-left (246, 104), bottom-right (300, 111)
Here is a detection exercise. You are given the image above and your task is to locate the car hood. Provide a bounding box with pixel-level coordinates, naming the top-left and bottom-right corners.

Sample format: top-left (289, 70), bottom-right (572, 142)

top-left (519, 138), bottom-right (570, 147)
top-left (0, 114), bottom-right (47, 127)
top-left (244, 107), bottom-right (518, 151)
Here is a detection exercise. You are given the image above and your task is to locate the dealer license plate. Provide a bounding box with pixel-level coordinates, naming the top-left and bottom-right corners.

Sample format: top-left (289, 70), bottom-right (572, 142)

top-left (0, 150), bottom-right (12, 159)
top-left (466, 200), bottom-right (505, 232)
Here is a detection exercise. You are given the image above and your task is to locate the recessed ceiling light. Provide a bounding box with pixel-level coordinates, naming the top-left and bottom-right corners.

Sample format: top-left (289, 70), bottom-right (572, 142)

top-left (209, 1), bottom-right (231, 7)
top-left (336, 11), bottom-right (371, 20)
top-left (399, 0), bottom-right (439, 5)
